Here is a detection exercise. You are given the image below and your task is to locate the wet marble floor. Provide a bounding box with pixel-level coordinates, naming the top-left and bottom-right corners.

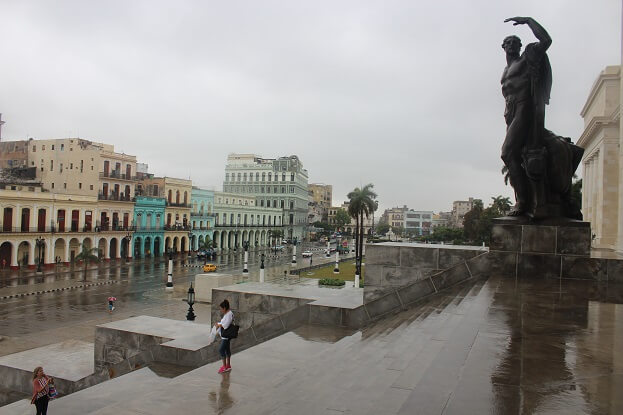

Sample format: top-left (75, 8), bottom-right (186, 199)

top-left (3, 274), bottom-right (622, 414)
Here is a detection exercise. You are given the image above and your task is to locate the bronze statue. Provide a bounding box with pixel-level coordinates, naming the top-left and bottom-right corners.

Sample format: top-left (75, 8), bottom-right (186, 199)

top-left (501, 17), bottom-right (583, 220)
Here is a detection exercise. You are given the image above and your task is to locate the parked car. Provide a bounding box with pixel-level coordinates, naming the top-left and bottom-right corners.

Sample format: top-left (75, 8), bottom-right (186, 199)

top-left (302, 251), bottom-right (313, 258)
top-left (274, 245), bottom-right (285, 251)
top-left (202, 263), bottom-right (217, 272)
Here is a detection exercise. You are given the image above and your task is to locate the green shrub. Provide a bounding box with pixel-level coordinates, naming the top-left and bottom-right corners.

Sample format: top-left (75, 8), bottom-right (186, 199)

top-left (318, 278), bottom-right (346, 287)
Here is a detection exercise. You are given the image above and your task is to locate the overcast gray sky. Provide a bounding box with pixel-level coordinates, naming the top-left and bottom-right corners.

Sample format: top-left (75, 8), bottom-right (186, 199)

top-left (1, 0), bottom-right (620, 212)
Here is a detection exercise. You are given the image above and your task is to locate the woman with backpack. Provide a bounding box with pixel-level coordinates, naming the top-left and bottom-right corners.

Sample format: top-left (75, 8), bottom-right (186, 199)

top-left (214, 299), bottom-right (235, 374)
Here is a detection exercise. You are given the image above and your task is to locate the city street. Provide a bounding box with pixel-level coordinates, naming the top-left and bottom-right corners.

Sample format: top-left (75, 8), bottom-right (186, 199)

top-left (0, 243), bottom-right (334, 358)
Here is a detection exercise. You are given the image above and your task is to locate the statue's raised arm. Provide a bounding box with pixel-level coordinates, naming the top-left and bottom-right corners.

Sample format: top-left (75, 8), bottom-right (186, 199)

top-left (499, 16), bottom-right (583, 220)
top-left (504, 17), bottom-right (551, 52)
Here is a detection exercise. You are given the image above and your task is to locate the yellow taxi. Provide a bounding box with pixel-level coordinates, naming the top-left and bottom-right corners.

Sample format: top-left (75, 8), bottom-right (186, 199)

top-left (202, 263), bottom-right (217, 272)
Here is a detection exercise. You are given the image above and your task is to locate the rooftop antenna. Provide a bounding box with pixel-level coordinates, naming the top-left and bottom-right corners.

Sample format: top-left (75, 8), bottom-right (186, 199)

top-left (0, 113), bottom-right (4, 142)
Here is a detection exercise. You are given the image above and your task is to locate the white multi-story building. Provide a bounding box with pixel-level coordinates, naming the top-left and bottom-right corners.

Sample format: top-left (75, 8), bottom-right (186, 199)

top-left (222, 154), bottom-right (309, 241)
top-left (404, 210), bottom-right (434, 236)
top-left (212, 191), bottom-right (283, 252)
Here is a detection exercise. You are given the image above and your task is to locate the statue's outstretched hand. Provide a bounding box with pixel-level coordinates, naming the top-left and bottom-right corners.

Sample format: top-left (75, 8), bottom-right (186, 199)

top-left (504, 17), bottom-right (531, 26)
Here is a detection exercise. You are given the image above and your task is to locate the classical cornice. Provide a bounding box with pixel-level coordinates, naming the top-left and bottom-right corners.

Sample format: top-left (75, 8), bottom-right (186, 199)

top-left (576, 105), bottom-right (620, 148)
top-left (580, 66), bottom-right (621, 117)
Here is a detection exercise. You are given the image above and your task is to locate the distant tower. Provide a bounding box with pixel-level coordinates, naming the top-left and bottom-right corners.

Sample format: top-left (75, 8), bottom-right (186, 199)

top-left (0, 113), bottom-right (4, 142)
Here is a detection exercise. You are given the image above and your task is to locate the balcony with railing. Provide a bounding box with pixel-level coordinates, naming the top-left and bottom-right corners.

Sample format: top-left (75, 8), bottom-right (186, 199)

top-left (214, 223), bottom-right (284, 228)
top-left (164, 224), bottom-right (192, 231)
top-left (190, 212), bottom-right (215, 217)
top-left (98, 192), bottom-right (135, 202)
top-left (165, 201), bottom-right (191, 208)
top-left (96, 224), bottom-right (136, 232)
top-left (99, 171), bottom-right (138, 181)
top-left (0, 224), bottom-right (137, 234)
top-left (134, 225), bottom-right (165, 232)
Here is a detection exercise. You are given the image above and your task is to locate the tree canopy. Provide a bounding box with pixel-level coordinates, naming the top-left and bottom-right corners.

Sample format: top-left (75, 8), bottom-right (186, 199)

top-left (334, 209), bottom-right (351, 230)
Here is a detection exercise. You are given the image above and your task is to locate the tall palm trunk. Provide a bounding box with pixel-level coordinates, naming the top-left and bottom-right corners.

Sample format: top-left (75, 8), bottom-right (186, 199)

top-left (359, 211), bottom-right (364, 261)
top-left (355, 213), bottom-right (361, 275)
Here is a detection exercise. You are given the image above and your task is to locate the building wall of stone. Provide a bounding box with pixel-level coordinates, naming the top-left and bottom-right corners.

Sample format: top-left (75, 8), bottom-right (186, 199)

top-left (26, 139), bottom-right (101, 197)
top-left (0, 188), bottom-right (135, 267)
top-left (0, 140), bottom-right (28, 169)
top-left (579, 65), bottom-right (621, 251)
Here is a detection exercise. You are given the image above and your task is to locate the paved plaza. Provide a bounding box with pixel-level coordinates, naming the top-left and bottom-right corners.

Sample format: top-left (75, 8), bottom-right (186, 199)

top-left (2, 273), bottom-right (621, 414)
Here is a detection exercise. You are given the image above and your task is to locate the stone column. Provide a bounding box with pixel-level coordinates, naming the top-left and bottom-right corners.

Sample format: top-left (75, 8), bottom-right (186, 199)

top-left (45, 238), bottom-right (54, 265)
top-left (140, 236), bottom-right (146, 258)
top-left (28, 242), bottom-right (36, 266)
top-left (12, 204), bottom-right (18, 228)
top-left (115, 238), bottom-right (121, 259)
top-left (10, 242), bottom-right (18, 268)
top-left (63, 240), bottom-right (70, 263)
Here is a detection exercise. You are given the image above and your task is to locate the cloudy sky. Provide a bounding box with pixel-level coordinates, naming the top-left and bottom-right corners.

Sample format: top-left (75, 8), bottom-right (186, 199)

top-left (0, 0), bottom-right (620, 212)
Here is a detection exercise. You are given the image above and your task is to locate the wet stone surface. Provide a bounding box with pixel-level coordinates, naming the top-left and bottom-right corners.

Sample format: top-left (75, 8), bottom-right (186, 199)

top-left (12, 274), bottom-right (622, 414)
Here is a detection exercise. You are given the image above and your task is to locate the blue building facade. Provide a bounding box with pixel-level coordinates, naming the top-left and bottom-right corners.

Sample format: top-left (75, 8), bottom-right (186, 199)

top-left (133, 196), bottom-right (166, 258)
top-left (190, 187), bottom-right (215, 251)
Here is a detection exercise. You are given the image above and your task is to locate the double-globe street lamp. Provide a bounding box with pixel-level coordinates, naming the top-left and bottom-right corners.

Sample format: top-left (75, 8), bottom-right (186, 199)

top-left (35, 236), bottom-right (45, 273)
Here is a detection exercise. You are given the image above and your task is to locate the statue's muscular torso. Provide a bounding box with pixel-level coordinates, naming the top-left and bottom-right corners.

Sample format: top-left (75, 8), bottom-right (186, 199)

top-left (501, 55), bottom-right (531, 105)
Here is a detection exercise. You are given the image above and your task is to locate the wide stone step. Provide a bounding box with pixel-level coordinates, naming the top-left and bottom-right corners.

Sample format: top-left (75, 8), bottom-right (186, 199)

top-left (0, 365), bottom-right (178, 415)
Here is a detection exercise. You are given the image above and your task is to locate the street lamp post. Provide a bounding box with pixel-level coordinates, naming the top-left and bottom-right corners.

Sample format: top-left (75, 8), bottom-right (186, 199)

top-left (188, 231), bottom-right (193, 259)
top-left (166, 248), bottom-right (174, 291)
top-left (260, 253), bottom-right (265, 283)
top-left (186, 283), bottom-right (196, 321)
top-left (35, 236), bottom-right (44, 273)
top-left (334, 236), bottom-right (340, 274)
top-left (325, 239), bottom-right (330, 258)
top-left (243, 240), bottom-right (249, 274)
top-left (291, 237), bottom-right (297, 265)
top-left (125, 232), bottom-right (132, 262)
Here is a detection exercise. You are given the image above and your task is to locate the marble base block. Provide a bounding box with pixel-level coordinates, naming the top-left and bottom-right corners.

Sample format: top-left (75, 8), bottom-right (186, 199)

top-left (491, 217), bottom-right (591, 256)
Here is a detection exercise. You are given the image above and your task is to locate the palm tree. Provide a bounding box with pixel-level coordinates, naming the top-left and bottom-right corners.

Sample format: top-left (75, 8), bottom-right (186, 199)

top-left (347, 184), bottom-right (378, 286)
top-left (491, 196), bottom-right (512, 215)
top-left (198, 235), bottom-right (213, 251)
top-left (198, 236), bottom-right (213, 263)
top-left (74, 243), bottom-right (100, 281)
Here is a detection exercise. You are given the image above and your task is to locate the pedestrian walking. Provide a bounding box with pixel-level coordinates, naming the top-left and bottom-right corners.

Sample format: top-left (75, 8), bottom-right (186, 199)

top-left (107, 296), bottom-right (117, 313)
top-left (31, 366), bottom-right (54, 415)
top-left (1, 258), bottom-right (6, 270)
top-left (214, 299), bottom-right (237, 374)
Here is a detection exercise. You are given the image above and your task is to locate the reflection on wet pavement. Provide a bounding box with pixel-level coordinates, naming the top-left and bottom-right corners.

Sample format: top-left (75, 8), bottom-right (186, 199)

top-left (0, 252), bottom-right (310, 359)
top-left (28, 274), bottom-right (622, 414)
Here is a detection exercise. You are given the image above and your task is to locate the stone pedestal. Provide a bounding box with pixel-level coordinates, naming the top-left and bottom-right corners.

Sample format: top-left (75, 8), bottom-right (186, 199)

top-left (194, 273), bottom-right (234, 303)
top-left (487, 217), bottom-right (622, 281)
top-left (491, 217), bottom-right (591, 256)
